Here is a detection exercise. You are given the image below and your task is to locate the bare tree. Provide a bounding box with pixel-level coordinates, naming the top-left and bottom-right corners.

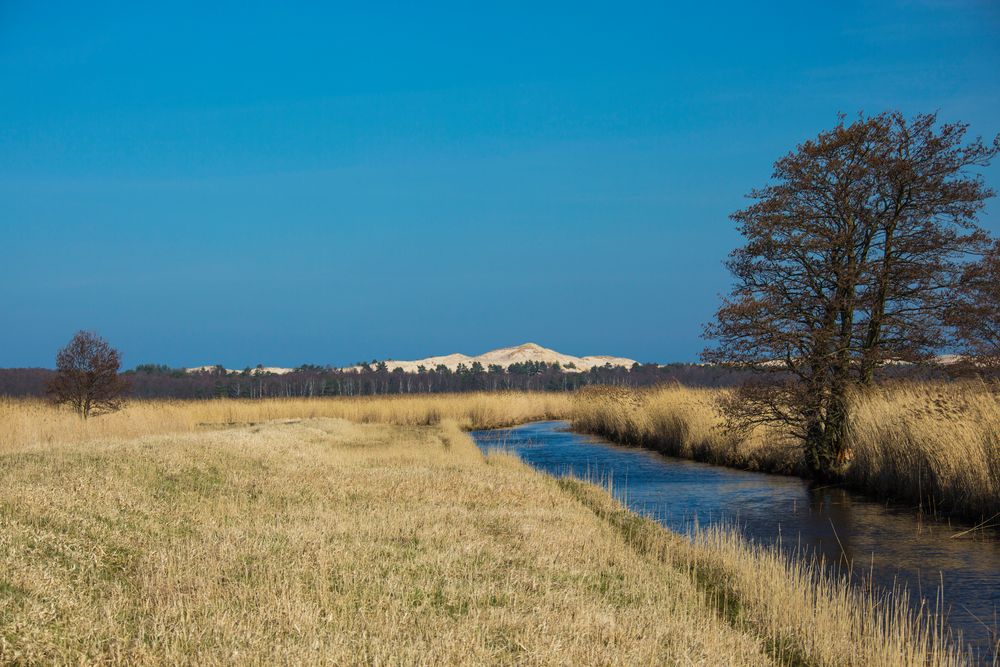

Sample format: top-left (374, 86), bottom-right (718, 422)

top-left (47, 331), bottom-right (129, 418)
top-left (704, 112), bottom-right (998, 476)
top-left (948, 239), bottom-right (1000, 368)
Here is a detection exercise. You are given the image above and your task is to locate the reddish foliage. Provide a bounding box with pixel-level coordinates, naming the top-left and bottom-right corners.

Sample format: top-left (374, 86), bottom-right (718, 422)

top-left (46, 331), bottom-right (129, 418)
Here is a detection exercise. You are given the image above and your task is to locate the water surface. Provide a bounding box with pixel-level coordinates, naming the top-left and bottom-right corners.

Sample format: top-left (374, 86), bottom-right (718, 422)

top-left (472, 421), bottom-right (1000, 658)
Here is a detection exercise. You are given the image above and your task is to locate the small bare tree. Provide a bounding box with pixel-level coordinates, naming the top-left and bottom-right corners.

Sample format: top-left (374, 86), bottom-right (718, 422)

top-left (47, 331), bottom-right (129, 418)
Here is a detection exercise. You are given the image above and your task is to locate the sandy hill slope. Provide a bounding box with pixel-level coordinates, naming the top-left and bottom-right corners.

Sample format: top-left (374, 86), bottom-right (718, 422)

top-left (184, 343), bottom-right (637, 375)
top-left (185, 365), bottom-right (294, 375)
top-left (359, 343), bottom-right (637, 373)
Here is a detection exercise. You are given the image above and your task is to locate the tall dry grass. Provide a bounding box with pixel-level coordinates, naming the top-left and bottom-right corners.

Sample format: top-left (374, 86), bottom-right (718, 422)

top-left (570, 382), bottom-right (1000, 521)
top-left (0, 392), bottom-right (573, 453)
top-left (6, 382), bottom-right (994, 519)
top-left (847, 382), bottom-right (1000, 520)
top-left (0, 417), bottom-right (772, 664)
top-left (561, 478), bottom-right (973, 666)
top-left (0, 410), bottom-right (973, 664)
top-left (570, 385), bottom-right (803, 474)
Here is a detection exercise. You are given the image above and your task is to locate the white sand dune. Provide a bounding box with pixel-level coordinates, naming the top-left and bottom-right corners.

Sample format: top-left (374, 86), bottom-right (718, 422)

top-left (185, 365), bottom-right (294, 376)
top-left (354, 343), bottom-right (637, 373)
top-left (185, 343), bottom-right (637, 376)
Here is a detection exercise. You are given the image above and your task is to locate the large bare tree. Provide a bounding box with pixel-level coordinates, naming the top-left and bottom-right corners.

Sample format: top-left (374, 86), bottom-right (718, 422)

top-left (47, 330), bottom-right (129, 418)
top-left (704, 112), bottom-right (998, 476)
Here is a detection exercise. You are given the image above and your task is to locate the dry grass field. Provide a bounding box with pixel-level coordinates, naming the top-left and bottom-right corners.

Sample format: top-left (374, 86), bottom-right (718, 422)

top-left (0, 392), bottom-right (573, 454)
top-left (571, 382), bottom-right (1000, 521)
top-left (0, 395), bottom-right (972, 664)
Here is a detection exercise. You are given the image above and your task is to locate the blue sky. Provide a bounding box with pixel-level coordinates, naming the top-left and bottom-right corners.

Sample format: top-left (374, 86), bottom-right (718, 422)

top-left (2, 1), bottom-right (999, 368)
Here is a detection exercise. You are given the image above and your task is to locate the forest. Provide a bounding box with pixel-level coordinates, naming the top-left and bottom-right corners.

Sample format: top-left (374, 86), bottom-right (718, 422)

top-left (0, 360), bottom-right (760, 399)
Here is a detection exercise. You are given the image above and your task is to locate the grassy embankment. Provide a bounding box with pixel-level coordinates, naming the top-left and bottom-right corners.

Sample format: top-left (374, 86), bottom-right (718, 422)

top-left (571, 382), bottom-right (1000, 522)
top-left (0, 396), bottom-right (972, 664)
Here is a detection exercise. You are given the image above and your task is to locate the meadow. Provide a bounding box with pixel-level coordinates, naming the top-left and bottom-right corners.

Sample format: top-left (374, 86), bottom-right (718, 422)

top-left (3, 380), bottom-right (997, 522)
top-left (570, 381), bottom-right (1000, 523)
top-left (3, 380), bottom-right (996, 521)
top-left (0, 394), bottom-right (978, 664)
top-left (0, 392), bottom-right (573, 454)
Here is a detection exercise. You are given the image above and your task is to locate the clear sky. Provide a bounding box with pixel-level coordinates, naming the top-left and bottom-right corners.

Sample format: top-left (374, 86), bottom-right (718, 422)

top-left (2, 1), bottom-right (999, 368)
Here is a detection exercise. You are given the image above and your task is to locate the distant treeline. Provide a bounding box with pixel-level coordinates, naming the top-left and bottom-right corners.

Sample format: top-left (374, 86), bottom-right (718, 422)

top-left (0, 360), bottom-right (963, 400)
top-left (1, 362), bottom-right (762, 399)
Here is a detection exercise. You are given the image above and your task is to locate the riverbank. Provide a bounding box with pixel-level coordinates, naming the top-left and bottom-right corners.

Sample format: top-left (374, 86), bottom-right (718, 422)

top-left (473, 420), bottom-right (1000, 658)
top-left (571, 382), bottom-right (1000, 523)
top-left (0, 415), bottom-right (969, 664)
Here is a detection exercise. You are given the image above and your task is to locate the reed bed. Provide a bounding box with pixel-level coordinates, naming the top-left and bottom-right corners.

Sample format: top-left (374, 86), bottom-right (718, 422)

top-left (847, 382), bottom-right (1000, 521)
top-left (0, 392), bottom-right (573, 453)
top-left (570, 385), bottom-right (803, 474)
top-left (571, 382), bottom-right (1000, 522)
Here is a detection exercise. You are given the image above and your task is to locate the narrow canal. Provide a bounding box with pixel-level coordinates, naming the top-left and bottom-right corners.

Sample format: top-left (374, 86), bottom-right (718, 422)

top-left (472, 421), bottom-right (1000, 658)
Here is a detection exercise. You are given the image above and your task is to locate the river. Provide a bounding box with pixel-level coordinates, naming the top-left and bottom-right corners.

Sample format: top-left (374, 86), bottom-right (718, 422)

top-left (471, 421), bottom-right (1000, 659)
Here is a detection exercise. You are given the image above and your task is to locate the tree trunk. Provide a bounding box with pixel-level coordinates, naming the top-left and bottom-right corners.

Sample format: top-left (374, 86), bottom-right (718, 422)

top-left (803, 388), bottom-right (849, 478)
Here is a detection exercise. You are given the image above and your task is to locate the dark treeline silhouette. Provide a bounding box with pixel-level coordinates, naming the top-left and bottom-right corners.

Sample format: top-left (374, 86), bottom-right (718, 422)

top-left (0, 368), bottom-right (52, 396)
top-left (0, 359), bottom-right (969, 400)
top-left (0, 362), bottom-right (763, 399)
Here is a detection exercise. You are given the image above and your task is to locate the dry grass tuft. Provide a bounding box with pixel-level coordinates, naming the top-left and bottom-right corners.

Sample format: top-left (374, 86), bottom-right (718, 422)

top-left (846, 381), bottom-right (1000, 520)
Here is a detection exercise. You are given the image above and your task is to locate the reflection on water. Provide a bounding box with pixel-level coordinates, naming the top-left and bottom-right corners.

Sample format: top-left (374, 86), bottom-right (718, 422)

top-left (472, 421), bottom-right (1000, 658)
